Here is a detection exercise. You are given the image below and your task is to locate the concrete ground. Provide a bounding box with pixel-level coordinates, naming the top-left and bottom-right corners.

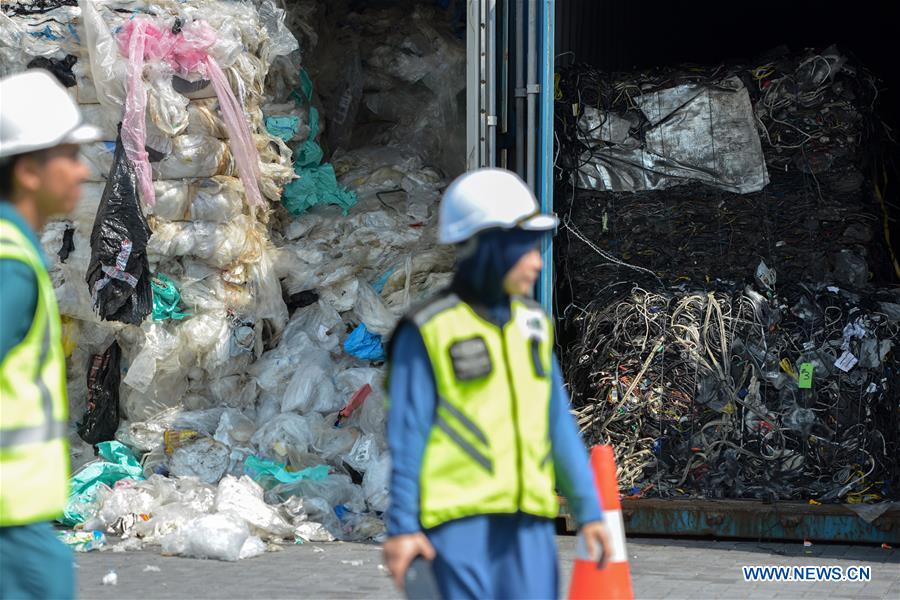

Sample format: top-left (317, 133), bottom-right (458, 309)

top-left (75, 536), bottom-right (898, 599)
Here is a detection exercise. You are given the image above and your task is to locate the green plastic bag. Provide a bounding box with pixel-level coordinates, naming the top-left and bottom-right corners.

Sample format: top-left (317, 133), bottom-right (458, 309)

top-left (243, 455), bottom-right (329, 487)
top-left (281, 68), bottom-right (357, 217)
top-left (151, 274), bottom-right (187, 321)
top-left (60, 441), bottom-right (144, 526)
top-left (283, 164), bottom-right (357, 216)
top-left (265, 115), bottom-right (301, 142)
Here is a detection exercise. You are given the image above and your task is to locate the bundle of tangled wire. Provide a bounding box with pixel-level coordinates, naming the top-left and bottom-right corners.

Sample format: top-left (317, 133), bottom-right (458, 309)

top-left (555, 164), bottom-right (888, 289)
top-left (554, 45), bottom-right (888, 183)
top-left (563, 282), bottom-right (900, 503)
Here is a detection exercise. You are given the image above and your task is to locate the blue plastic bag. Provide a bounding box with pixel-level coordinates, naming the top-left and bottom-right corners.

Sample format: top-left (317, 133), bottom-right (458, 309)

top-left (343, 324), bottom-right (386, 361)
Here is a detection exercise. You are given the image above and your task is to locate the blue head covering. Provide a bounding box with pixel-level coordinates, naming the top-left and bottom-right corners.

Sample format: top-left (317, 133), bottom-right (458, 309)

top-left (454, 228), bottom-right (545, 322)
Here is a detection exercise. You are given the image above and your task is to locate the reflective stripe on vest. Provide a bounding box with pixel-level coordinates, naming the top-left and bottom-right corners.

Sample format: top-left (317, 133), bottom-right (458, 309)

top-left (0, 219), bottom-right (70, 525)
top-left (0, 324), bottom-right (65, 448)
top-left (413, 293), bottom-right (558, 529)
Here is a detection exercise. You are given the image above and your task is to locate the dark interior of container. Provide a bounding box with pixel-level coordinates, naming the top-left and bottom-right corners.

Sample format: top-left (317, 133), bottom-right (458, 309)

top-left (552, 0), bottom-right (900, 347)
top-left (555, 0), bottom-right (897, 127)
top-left (554, 0), bottom-right (899, 256)
top-left (550, 1), bottom-right (900, 503)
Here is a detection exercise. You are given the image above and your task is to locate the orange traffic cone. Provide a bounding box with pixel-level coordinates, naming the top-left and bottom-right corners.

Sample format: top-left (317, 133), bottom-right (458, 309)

top-left (567, 445), bottom-right (634, 600)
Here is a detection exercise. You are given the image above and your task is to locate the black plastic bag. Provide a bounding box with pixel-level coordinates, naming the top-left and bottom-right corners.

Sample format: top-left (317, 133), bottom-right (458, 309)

top-left (26, 55), bottom-right (78, 87)
top-left (78, 341), bottom-right (121, 445)
top-left (6, 1), bottom-right (76, 16)
top-left (285, 289), bottom-right (319, 313)
top-left (57, 224), bottom-right (75, 262)
top-left (86, 132), bottom-right (152, 325)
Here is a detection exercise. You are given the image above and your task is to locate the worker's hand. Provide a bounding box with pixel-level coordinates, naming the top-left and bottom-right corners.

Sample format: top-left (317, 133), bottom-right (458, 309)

top-left (383, 532), bottom-right (436, 590)
top-left (581, 520), bottom-right (612, 570)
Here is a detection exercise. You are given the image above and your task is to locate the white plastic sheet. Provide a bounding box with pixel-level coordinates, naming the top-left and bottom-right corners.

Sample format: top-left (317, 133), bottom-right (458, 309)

top-left (161, 512), bottom-right (250, 561)
top-left (576, 77), bottom-right (770, 194)
top-left (214, 476), bottom-right (294, 538)
top-left (80, 136), bottom-right (233, 182)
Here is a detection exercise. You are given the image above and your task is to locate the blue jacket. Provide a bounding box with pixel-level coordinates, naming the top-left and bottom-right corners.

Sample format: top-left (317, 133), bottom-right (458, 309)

top-left (0, 202), bottom-right (43, 363)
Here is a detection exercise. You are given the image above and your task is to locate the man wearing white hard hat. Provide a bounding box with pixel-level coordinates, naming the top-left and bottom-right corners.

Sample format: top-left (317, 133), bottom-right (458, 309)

top-left (383, 168), bottom-right (612, 598)
top-left (0, 69), bottom-right (100, 599)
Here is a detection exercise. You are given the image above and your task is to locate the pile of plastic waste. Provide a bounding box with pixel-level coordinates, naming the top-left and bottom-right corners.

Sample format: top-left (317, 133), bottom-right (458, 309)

top-left (2, 0), bottom-right (460, 560)
top-left (296, 0), bottom-right (467, 176)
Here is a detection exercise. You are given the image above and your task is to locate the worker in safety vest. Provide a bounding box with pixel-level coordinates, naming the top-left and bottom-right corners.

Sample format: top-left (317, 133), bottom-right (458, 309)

top-left (384, 168), bottom-right (611, 599)
top-left (0, 70), bottom-right (99, 599)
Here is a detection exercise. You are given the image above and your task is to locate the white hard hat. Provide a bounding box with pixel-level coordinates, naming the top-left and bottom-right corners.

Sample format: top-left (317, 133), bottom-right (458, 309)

top-left (438, 168), bottom-right (559, 244)
top-left (0, 70), bottom-right (101, 160)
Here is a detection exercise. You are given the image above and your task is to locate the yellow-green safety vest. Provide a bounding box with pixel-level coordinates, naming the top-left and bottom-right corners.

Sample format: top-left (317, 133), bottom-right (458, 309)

top-left (407, 292), bottom-right (558, 529)
top-left (0, 218), bottom-right (70, 526)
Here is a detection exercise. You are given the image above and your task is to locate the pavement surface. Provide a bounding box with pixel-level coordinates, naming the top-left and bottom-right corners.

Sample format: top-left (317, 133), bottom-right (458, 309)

top-left (75, 536), bottom-right (898, 599)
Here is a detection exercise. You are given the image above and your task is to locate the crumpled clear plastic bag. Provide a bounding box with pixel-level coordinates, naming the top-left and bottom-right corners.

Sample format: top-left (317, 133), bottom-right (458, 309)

top-left (125, 476), bottom-right (218, 543)
top-left (256, 0), bottom-right (300, 60)
top-left (335, 368), bottom-right (386, 437)
top-left (161, 512), bottom-right (250, 562)
top-left (249, 325), bottom-right (333, 399)
top-left (134, 501), bottom-right (205, 545)
top-left (319, 277), bottom-right (360, 314)
top-left (123, 322), bottom-right (180, 394)
top-left (146, 62), bottom-right (191, 137)
top-left (238, 535), bottom-right (267, 560)
top-left (352, 279), bottom-right (397, 336)
top-left (77, 0), bottom-right (127, 107)
top-left (293, 521), bottom-right (335, 543)
top-left (362, 452), bottom-right (390, 513)
top-left (96, 480), bottom-right (157, 530)
top-left (342, 433), bottom-right (380, 474)
top-left (80, 136), bottom-right (233, 183)
top-left (249, 245), bottom-right (289, 330)
top-left (267, 473), bottom-right (365, 514)
top-left (148, 216), bottom-right (258, 268)
top-left (283, 301), bottom-right (344, 353)
top-left (176, 313), bottom-right (229, 366)
top-left (160, 135), bottom-right (234, 180)
top-left (282, 350), bottom-right (339, 414)
top-left (337, 510), bottom-right (387, 542)
top-left (250, 412), bottom-right (320, 462)
top-left (169, 437), bottom-right (230, 484)
top-left (213, 409), bottom-right (257, 448)
top-left (214, 475), bottom-right (294, 538)
top-left (312, 417), bottom-right (359, 462)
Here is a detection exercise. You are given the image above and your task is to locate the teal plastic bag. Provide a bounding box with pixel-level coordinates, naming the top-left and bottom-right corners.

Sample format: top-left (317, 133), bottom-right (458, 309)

top-left (293, 106), bottom-right (322, 168)
top-left (151, 274), bottom-right (187, 321)
top-left (265, 115), bottom-right (301, 142)
top-left (243, 455), bottom-right (329, 487)
top-left (281, 68), bottom-right (357, 216)
top-left (60, 441), bottom-right (144, 526)
top-left (283, 164), bottom-right (357, 216)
